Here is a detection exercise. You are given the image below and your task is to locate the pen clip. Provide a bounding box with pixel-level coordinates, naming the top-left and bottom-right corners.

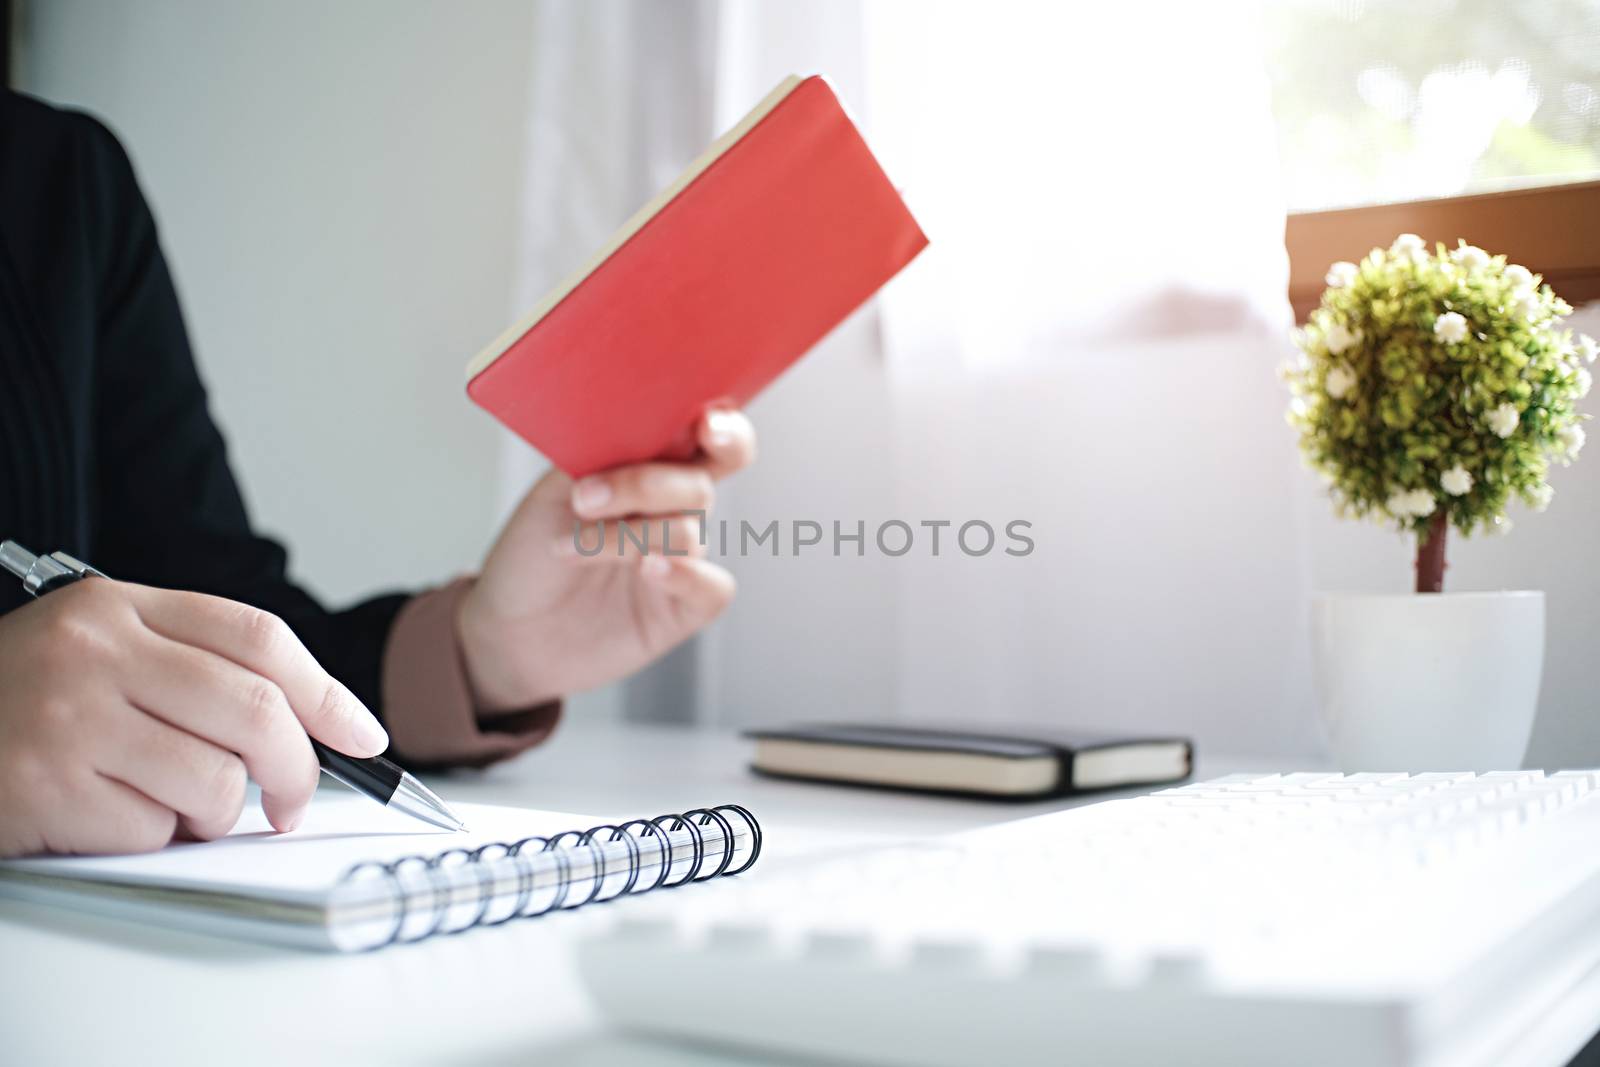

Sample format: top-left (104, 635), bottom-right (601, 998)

top-left (46, 550), bottom-right (106, 580)
top-left (0, 540), bottom-right (104, 596)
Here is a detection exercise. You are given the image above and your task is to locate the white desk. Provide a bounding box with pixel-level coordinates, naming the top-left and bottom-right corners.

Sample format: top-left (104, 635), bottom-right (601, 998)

top-left (0, 721), bottom-right (1302, 1066)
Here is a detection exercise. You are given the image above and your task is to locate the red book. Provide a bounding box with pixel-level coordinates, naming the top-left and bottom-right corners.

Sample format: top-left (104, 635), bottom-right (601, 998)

top-left (465, 75), bottom-right (928, 477)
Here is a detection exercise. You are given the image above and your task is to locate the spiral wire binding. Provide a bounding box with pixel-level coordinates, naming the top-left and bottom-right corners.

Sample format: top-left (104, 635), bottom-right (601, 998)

top-left (330, 803), bottom-right (761, 950)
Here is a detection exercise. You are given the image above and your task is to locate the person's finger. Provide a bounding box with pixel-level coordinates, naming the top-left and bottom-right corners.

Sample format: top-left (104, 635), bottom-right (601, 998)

top-left (98, 707), bottom-right (249, 841)
top-left (695, 408), bottom-right (756, 480)
top-left (66, 774), bottom-right (179, 855)
top-left (661, 515), bottom-right (708, 559)
top-left (126, 586), bottom-right (387, 759)
top-left (570, 463), bottom-right (715, 521)
top-left (562, 514), bottom-right (705, 562)
top-left (639, 556), bottom-right (737, 621)
top-left (120, 634), bottom-right (320, 832)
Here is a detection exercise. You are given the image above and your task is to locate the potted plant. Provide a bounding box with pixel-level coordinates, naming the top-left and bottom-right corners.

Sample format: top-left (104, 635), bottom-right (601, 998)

top-left (1284, 234), bottom-right (1591, 770)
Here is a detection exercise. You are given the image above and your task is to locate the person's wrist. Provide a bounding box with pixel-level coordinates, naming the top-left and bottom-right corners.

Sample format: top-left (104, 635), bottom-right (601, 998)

top-left (454, 582), bottom-right (556, 713)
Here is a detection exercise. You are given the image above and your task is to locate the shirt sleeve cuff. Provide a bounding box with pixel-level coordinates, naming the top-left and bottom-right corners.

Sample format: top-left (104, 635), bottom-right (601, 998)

top-left (380, 577), bottom-right (560, 769)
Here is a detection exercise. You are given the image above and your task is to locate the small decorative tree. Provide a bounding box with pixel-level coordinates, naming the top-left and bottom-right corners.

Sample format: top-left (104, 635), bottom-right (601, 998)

top-left (1285, 234), bottom-right (1591, 593)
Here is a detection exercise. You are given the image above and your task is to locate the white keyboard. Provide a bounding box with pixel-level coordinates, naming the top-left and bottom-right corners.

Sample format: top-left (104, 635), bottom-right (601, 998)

top-left (579, 772), bottom-right (1600, 1067)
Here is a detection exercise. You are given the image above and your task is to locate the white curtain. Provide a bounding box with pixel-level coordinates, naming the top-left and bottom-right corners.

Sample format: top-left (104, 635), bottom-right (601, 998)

top-left (513, 0), bottom-right (1322, 757)
top-left (863, 2), bottom-right (1317, 755)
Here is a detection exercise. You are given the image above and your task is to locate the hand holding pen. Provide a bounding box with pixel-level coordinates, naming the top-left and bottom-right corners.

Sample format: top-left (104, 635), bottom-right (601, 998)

top-left (0, 542), bottom-right (464, 858)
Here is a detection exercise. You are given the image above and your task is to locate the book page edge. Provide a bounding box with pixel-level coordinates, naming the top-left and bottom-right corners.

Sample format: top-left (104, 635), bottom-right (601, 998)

top-left (752, 739), bottom-right (1061, 795)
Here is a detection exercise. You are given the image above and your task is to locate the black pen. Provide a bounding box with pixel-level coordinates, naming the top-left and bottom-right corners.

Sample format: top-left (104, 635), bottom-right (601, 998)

top-left (0, 540), bottom-right (467, 833)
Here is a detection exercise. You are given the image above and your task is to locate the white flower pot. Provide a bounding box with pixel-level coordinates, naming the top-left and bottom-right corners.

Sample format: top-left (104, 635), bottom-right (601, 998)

top-left (1312, 592), bottom-right (1545, 771)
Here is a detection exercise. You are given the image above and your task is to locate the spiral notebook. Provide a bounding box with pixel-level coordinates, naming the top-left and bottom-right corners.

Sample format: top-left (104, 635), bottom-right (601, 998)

top-left (0, 795), bottom-right (760, 951)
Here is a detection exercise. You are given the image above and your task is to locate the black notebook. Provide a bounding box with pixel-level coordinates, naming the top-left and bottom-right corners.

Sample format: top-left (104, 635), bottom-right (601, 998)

top-left (746, 723), bottom-right (1192, 799)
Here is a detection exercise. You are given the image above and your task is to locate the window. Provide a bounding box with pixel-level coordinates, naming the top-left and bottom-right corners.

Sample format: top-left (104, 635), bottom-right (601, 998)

top-left (1267, 0), bottom-right (1600, 213)
top-left (1270, 0), bottom-right (1600, 319)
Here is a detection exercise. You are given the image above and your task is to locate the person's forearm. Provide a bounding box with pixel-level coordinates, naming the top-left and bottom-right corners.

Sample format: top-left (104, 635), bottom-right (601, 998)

top-left (380, 578), bottom-right (560, 770)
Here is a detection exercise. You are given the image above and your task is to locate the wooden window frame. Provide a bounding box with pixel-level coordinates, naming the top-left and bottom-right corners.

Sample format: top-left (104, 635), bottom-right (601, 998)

top-left (1286, 181), bottom-right (1600, 322)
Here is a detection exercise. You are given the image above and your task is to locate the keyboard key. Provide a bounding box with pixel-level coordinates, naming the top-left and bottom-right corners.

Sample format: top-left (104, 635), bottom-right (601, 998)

top-left (1143, 949), bottom-right (1212, 986)
top-left (1480, 771), bottom-right (1544, 790)
top-left (1410, 772), bottom-right (1474, 784)
top-left (910, 938), bottom-right (985, 969)
top-left (1277, 772), bottom-right (1340, 786)
top-left (1024, 941), bottom-right (1107, 981)
top-left (612, 915), bottom-right (679, 943)
top-left (805, 930), bottom-right (875, 962)
top-left (1157, 796), bottom-right (1263, 807)
top-left (706, 922), bottom-right (774, 953)
top-left (1551, 770), bottom-right (1600, 793)
top-left (1265, 793), bottom-right (1336, 806)
top-left (1299, 776), bottom-right (1382, 793)
top-left (1451, 781), bottom-right (1508, 803)
top-left (1539, 778), bottom-right (1585, 806)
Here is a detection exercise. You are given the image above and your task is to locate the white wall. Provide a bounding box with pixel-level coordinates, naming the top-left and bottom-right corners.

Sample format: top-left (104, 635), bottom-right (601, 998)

top-left (18, 0), bottom-right (535, 605)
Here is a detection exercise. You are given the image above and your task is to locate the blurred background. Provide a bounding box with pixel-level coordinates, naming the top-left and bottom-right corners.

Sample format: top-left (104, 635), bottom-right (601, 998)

top-left (8, 0), bottom-right (1598, 763)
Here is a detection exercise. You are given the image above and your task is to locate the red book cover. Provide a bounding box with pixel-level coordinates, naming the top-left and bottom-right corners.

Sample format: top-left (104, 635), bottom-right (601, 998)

top-left (465, 75), bottom-right (928, 477)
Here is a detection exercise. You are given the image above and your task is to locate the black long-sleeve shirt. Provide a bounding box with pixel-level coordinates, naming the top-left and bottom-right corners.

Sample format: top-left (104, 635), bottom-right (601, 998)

top-left (0, 90), bottom-right (405, 712)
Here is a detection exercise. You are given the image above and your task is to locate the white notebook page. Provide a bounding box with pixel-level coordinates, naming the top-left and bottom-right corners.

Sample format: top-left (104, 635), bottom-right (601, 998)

top-left (3, 795), bottom-right (596, 898)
